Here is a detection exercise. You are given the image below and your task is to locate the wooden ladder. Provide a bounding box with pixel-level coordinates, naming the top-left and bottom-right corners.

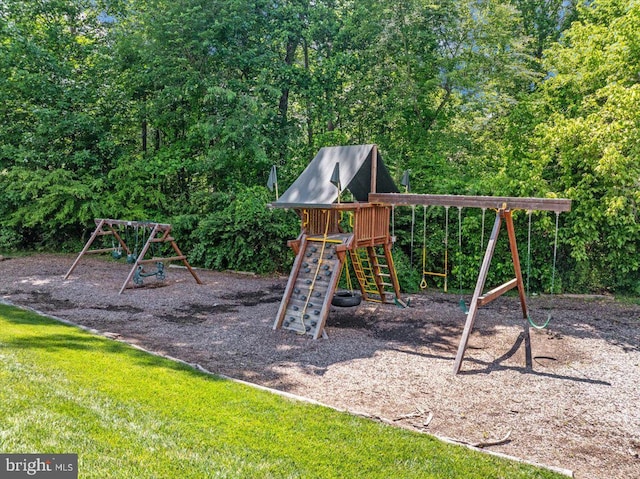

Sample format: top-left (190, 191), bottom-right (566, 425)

top-left (350, 244), bottom-right (399, 304)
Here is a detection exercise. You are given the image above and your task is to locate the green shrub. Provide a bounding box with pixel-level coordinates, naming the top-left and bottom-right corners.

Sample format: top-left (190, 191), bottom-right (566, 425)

top-left (0, 228), bottom-right (22, 252)
top-left (177, 186), bottom-right (299, 274)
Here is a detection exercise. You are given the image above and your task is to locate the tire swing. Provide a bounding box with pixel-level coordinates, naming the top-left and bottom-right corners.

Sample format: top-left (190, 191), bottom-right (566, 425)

top-left (332, 254), bottom-right (362, 307)
top-left (525, 210), bottom-right (560, 329)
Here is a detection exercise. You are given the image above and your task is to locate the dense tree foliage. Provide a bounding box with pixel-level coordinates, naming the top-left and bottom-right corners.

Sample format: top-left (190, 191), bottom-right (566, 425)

top-left (1, 0), bottom-right (639, 293)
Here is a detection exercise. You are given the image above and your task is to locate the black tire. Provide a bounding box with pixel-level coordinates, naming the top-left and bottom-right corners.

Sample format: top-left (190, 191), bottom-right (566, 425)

top-left (332, 291), bottom-right (362, 307)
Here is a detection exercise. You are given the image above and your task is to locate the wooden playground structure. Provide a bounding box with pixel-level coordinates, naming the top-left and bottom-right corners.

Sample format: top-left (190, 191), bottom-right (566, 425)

top-left (64, 219), bottom-right (202, 294)
top-left (272, 145), bottom-right (402, 339)
top-left (271, 144), bottom-right (571, 373)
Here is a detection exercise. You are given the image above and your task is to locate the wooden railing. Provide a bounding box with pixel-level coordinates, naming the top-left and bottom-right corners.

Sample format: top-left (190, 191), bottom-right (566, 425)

top-left (299, 204), bottom-right (391, 247)
top-left (302, 208), bottom-right (342, 236)
top-left (353, 205), bottom-right (390, 247)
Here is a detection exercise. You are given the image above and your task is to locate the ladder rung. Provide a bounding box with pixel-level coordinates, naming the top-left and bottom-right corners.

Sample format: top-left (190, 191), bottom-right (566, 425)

top-left (424, 271), bottom-right (446, 278)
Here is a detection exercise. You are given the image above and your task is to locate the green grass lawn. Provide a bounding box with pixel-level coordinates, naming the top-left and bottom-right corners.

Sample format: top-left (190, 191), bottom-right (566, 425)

top-left (0, 304), bottom-right (564, 478)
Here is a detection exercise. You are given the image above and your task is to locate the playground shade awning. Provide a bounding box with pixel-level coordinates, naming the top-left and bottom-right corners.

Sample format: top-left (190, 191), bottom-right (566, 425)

top-left (271, 144), bottom-right (398, 208)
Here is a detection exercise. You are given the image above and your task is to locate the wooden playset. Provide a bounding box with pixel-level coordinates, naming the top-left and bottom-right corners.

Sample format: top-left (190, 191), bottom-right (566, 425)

top-left (64, 219), bottom-right (202, 294)
top-left (270, 145), bottom-right (402, 339)
top-left (272, 144), bottom-right (571, 373)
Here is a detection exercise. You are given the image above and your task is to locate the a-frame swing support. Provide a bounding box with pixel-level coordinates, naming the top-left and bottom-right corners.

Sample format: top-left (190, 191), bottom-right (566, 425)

top-left (64, 219), bottom-right (202, 294)
top-left (369, 193), bottom-right (571, 374)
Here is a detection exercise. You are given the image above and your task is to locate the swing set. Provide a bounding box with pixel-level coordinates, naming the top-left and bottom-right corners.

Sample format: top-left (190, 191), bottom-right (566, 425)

top-left (370, 193), bottom-right (571, 373)
top-left (64, 219), bottom-right (202, 294)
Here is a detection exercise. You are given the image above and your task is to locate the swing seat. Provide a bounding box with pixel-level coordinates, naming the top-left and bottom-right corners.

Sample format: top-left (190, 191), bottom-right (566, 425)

top-left (459, 298), bottom-right (469, 314)
top-left (133, 262), bottom-right (165, 285)
top-left (394, 296), bottom-right (410, 308)
top-left (527, 313), bottom-right (551, 330)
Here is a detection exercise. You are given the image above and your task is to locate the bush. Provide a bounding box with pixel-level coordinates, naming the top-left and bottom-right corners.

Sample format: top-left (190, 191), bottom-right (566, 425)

top-left (177, 186), bottom-right (299, 274)
top-left (0, 228), bottom-right (22, 253)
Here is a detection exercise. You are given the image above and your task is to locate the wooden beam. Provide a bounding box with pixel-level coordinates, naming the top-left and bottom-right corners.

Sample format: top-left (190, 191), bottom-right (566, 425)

top-left (81, 248), bottom-right (119, 255)
top-left (137, 256), bottom-right (186, 264)
top-left (64, 219), bottom-right (107, 279)
top-left (453, 212), bottom-right (503, 374)
top-left (96, 218), bottom-right (172, 229)
top-left (370, 145), bottom-right (378, 194)
top-left (369, 193), bottom-right (571, 213)
top-left (477, 278), bottom-right (518, 307)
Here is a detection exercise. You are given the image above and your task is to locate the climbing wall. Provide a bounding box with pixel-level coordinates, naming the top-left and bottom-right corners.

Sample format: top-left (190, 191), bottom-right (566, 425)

top-left (274, 234), bottom-right (349, 339)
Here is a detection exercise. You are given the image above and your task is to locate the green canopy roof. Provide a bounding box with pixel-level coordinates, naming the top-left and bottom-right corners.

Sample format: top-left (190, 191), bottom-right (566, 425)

top-left (272, 144), bottom-right (398, 208)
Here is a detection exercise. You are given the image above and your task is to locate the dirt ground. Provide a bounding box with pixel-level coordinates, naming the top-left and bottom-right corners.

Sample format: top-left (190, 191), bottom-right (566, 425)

top-left (1, 253), bottom-right (639, 478)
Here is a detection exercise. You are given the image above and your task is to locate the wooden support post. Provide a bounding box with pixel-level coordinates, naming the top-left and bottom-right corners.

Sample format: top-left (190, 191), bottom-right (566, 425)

top-left (453, 211), bottom-right (503, 374)
top-left (313, 262), bottom-right (341, 340)
top-left (64, 219), bottom-right (107, 279)
top-left (384, 242), bottom-right (402, 300)
top-left (168, 240), bottom-right (202, 286)
top-left (505, 210), bottom-right (532, 368)
top-left (119, 223), bottom-right (159, 294)
top-left (505, 210), bottom-right (529, 319)
top-left (453, 210), bottom-right (530, 373)
top-left (370, 145), bottom-right (378, 194)
top-left (108, 225), bottom-right (132, 256)
top-left (274, 236), bottom-right (308, 330)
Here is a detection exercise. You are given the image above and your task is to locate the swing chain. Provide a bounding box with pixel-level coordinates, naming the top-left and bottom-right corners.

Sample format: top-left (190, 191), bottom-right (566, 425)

top-left (420, 205), bottom-right (428, 289)
top-left (419, 206), bottom-right (448, 291)
top-left (526, 210), bottom-right (559, 330)
top-left (457, 207), bottom-right (468, 313)
top-left (127, 225), bottom-right (139, 264)
top-left (410, 205), bottom-right (416, 267)
top-left (111, 226), bottom-right (123, 260)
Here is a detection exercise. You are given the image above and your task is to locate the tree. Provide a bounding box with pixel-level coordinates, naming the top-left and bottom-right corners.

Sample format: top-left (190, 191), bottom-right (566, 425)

top-left (530, 0), bottom-right (640, 292)
top-left (0, 0), bottom-right (121, 247)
